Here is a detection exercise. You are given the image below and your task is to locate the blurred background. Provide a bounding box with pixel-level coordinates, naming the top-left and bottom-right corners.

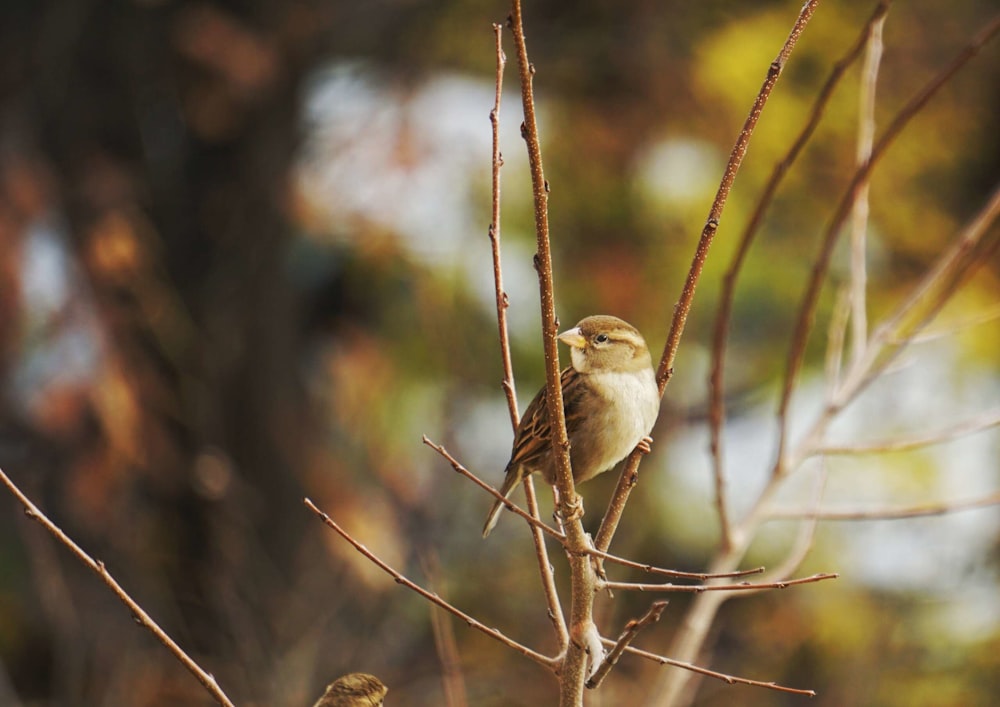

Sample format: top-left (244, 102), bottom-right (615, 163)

top-left (0, 0), bottom-right (997, 705)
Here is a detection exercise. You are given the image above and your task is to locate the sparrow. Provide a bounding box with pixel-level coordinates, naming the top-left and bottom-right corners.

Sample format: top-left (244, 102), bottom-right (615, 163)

top-left (482, 315), bottom-right (660, 537)
top-left (311, 673), bottom-right (388, 707)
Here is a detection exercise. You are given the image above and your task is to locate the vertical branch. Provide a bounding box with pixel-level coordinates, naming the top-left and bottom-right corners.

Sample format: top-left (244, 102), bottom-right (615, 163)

top-left (521, 477), bottom-right (570, 646)
top-left (509, 2), bottom-right (595, 704)
top-left (595, 0), bottom-right (822, 556)
top-left (507, 2), bottom-right (571, 518)
top-left (707, 0), bottom-right (891, 552)
top-left (507, 0), bottom-right (569, 513)
top-left (488, 20), bottom-right (569, 648)
top-left (849, 12), bottom-right (887, 363)
top-left (422, 554), bottom-right (470, 707)
top-left (489, 23), bottom-right (519, 429)
top-left (825, 287), bottom-right (852, 395)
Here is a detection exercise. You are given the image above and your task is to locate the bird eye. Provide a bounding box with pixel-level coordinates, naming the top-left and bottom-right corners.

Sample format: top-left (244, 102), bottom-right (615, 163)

top-left (595, 333), bottom-right (609, 344)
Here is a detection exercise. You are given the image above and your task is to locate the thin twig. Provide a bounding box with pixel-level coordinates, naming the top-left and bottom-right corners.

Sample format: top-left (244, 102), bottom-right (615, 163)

top-left (768, 492), bottom-right (1000, 520)
top-left (586, 601), bottom-right (669, 689)
top-left (776, 13), bottom-right (1000, 474)
top-left (755, 459), bottom-right (829, 589)
top-left (422, 553), bottom-right (470, 707)
top-left (520, 476), bottom-right (570, 646)
top-left (658, 0), bottom-right (822, 391)
top-left (508, 1), bottom-right (577, 530)
top-left (0, 466), bottom-right (236, 707)
top-left (618, 643), bottom-right (817, 697)
top-left (509, 2), bottom-right (597, 702)
top-left (657, 14), bottom-right (1000, 705)
top-left (596, 0), bottom-right (823, 557)
top-left (304, 498), bottom-right (558, 670)
top-left (896, 303), bottom-right (1000, 344)
top-left (707, 0), bottom-right (892, 552)
top-left (599, 572), bottom-right (837, 594)
top-left (782, 183), bottom-right (1000, 476)
top-left (829, 183), bottom-right (1000, 416)
top-left (580, 546), bottom-right (765, 581)
top-left (486, 20), bottom-right (569, 649)
top-left (653, 163), bottom-right (999, 705)
top-left (489, 22), bottom-right (518, 429)
top-left (874, 185), bottom-right (1000, 349)
top-left (825, 287), bottom-right (852, 397)
top-left (815, 408), bottom-right (1000, 456)
top-left (848, 11), bottom-right (886, 363)
top-left (779, 203), bottom-right (1000, 476)
top-left (422, 436), bottom-right (565, 540)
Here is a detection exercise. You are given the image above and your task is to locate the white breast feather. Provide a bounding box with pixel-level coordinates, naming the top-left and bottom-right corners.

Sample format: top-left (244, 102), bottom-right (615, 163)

top-left (588, 368), bottom-right (659, 472)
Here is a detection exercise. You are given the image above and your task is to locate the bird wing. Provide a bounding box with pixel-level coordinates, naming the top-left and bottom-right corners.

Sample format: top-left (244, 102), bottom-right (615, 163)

top-left (484, 367), bottom-right (589, 537)
top-left (508, 366), bottom-right (587, 470)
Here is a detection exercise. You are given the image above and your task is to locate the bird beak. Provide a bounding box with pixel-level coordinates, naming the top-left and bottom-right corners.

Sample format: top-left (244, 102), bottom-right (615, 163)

top-left (558, 326), bottom-right (587, 349)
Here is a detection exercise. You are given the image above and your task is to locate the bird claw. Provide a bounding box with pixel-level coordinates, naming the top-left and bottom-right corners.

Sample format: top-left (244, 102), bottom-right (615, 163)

top-left (566, 494), bottom-right (585, 521)
top-left (556, 494), bottom-right (585, 524)
top-left (637, 436), bottom-right (653, 455)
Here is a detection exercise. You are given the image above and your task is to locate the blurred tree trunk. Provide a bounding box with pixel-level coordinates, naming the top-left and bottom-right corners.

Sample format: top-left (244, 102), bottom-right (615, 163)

top-left (1, 0), bottom-right (323, 696)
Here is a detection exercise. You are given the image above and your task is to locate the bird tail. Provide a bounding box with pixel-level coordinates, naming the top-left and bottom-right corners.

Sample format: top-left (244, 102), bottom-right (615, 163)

top-left (482, 465), bottom-right (524, 538)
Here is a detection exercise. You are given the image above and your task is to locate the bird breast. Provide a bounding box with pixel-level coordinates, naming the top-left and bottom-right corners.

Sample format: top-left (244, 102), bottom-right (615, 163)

top-left (573, 367), bottom-right (659, 482)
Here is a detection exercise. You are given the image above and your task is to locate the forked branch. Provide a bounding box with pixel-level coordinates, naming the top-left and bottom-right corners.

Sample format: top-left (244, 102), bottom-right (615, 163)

top-left (586, 601), bottom-right (668, 689)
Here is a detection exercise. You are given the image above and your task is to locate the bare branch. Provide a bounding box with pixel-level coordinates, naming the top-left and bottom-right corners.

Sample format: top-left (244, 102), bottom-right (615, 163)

top-left (896, 303), bottom-right (1000, 344)
top-left (709, 0), bottom-right (890, 549)
top-left (825, 287), bottom-right (852, 396)
top-left (509, 2), bottom-right (597, 702)
top-left (422, 436), bottom-right (565, 540)
top-left (708, 1), bottom-right (891, 551)
top-left (580, 546), bottom-right (765, 581)
top-left (756, 460), bottom-right (829, 588)
top-left (305, 498), bottom-right (558, 670)
top-left (0, 467), bottom-right (236, 707)
top-left (657, 0), bottom-right (822, 390)
top-left (488, 21), bottom-right (518, 429)
top-left (520, 477), bottom-right (570, 646)
top-left (422, 554), bottom-right (470, 707)
top-left (814, 184), bottom-right (1000, 433)
top-left (586, 601), bottom-right (668, 689)
top-left (508, 0), bottom-right (580, 536)
top-left (816, 408), bottom-right (1000, 456)
top-left (660, 120), bottom-right (1000, 707)
top-left (486, 20), bottom-right (569, 648)
top-left (617, 644), bottom-right (817, 697)
top-left (780, 183), bottom-right (1000, 477)
top-left (597, 0), bottom-right (823, 557)
top-left (599, 573), bottom-right (837, 594)
top-left (776, 12), bottom-right (1000, 473)
top-left (768, 492), bottom-right (1000, 521)
top-left (848, 11), bottom-right (886, 362)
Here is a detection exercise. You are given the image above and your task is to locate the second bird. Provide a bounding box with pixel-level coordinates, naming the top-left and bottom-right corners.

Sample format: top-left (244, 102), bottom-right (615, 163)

top-left (482, 315), bottom-right (660, 537)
